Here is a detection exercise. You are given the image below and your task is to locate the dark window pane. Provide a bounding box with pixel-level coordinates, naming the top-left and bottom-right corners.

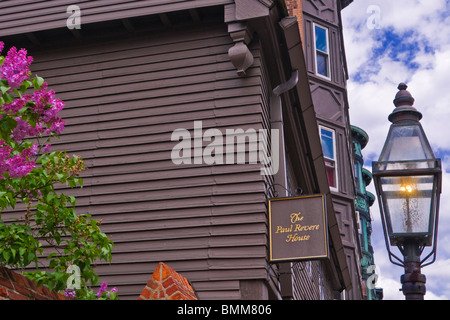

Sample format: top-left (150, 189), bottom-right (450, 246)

top-left (325, 160), bottom-right (336, 188)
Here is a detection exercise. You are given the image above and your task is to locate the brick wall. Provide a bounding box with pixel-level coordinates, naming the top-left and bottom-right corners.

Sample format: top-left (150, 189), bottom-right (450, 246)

top-left (284, 0), bottom-right (304, 43)
top-left (0, 266), bottom-right (67, 300)
top-left (1, 262), bottom-right (195, 300)
top-left (138, 262), bottom-right (197, 300)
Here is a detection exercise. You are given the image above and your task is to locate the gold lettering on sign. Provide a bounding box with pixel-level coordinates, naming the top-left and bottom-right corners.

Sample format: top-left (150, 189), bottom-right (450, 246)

top-left (274, 211), bottom-right (321, 243)
top-left (275, 225), bottom-right (293, 233)
top-left (286, 233), bottom-right (310, 242)
top-left (269, 195), bottom-right (327, 262)
top-left (290, 212), bottom-right (304, 223)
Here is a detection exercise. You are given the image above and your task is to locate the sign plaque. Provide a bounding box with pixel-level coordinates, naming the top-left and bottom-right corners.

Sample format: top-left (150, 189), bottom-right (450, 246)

top-left (268, 194), bottom-right (328, 262)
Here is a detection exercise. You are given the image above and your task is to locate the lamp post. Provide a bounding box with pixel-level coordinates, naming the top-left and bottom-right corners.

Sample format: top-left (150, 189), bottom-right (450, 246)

top-left (372, 83), bottom-right (442, 300)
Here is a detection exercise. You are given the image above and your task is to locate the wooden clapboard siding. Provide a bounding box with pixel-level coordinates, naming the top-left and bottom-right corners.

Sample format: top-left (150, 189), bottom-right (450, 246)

top-left (0, 0), bottom-right (233, 37)
top-left (20, 22), bottom-right (273, 299)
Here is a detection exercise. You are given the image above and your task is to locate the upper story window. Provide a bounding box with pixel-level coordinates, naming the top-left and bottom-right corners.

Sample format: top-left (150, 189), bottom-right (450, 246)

top-left (320, 126), bottom-right (338, 190)
top-left (314, 24), bottom-right (331, 80)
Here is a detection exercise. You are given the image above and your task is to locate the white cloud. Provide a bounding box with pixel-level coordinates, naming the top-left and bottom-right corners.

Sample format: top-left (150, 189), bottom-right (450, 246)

top-left (377, 275), bottom-right (403, 300)
top-left (409, 50), bottom-right (450, 151)
top-left (342, 0), bottom-right (450, 300)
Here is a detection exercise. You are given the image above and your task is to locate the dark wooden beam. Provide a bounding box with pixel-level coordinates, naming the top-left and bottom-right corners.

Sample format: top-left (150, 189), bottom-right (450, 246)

top-left (122, 18), bottom-right (135, 33)
top-left (26, 32), bottom-right (41, 45)
top-left (159, 13), bottom-right (171, 27)
top-left (188, 9), bottom-right (201, 23)
top-left (69, 28), bottom-right (82, 39)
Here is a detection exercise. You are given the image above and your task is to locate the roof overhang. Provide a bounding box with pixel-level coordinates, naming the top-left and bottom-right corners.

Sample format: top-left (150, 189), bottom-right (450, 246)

top-left (277, 14), bottom-right (352, 292)
top-left (226, 1), bottom-right (352, 292)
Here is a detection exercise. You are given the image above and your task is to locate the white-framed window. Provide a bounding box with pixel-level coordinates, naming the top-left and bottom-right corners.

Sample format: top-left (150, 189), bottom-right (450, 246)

top-left (319, 126), bottom-right (338, 190)
top-left (313, 23), bottom-right (331, 80)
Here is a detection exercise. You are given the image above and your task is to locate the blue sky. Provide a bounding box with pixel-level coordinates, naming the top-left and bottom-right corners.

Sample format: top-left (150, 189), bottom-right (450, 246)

top-left (342, 0), bottom-right (450, 299)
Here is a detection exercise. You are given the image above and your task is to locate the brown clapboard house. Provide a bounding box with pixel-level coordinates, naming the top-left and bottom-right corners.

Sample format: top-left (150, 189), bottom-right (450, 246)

top-left (0, 0), bottom-right (361, 299)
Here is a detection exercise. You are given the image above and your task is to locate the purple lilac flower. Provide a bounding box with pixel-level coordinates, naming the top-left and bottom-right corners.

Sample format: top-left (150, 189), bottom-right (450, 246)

top-left (11, 117), bottom-right (46, 142)
top-left (30, 84), bottom-right (66, 135)
top-left (42, 144), bottom-right (52, 154)
top-left (0, 145), bottom-right (36, 179)
top-left (97, 281), bottom-right (108, 298)
top-left (47, 118), bottom-right (65, 135)
top-left (108, 287), bottom-right (118, 297)
top-left (0, 43), bottom-right (65, 181)
top-left (3, 95), bottom-right (31, 114)
top-left (5, 154), bottom-right (35, 178)
top-left (20, 143), bottom-right (38, 159)
top-left (64, 288), bottom-right (76, 299)
top-left (0, 46), bottom-right (33, 89)
top-left (0, 140), bottom-right (12, 161)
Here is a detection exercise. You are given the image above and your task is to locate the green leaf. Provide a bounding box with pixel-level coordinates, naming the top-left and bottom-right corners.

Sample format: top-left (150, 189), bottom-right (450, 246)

top-left (2, 92), bottom-right (13, 103)
top-left (19, 80), bottom-right (32, 94)
top-left (19, 247), bottom-right (26, 256)
top-left (46, 193), bottom-right (55, 202)
top-left (27, 252), bottom-right (35, 264)
top-left (0, 116), bottom-right (17, 132)
top-left (2, 250), bottom-right (11, 263)
top-left (32, 75), bottom-right (44, 90)
top-left (0, 85), bottom-right (10, 95)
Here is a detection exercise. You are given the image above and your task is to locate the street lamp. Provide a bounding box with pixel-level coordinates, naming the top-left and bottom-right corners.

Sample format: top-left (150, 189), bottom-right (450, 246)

top-left (372, 83), bottom-right (442, 300)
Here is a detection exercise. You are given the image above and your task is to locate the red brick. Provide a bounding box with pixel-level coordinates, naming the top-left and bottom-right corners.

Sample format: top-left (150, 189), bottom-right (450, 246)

top-left (0, 267), bottom-right (9, 279)
top-left (176, 287), bottom-right (196, 300)
top-left (10, 271), bottom-right (28, 288)
top-left (160, 263), bottom-right (172, 281)
top-left (0, 267), bottom-right (64, 300)
top-left (0, 277), bottom-right (14, 290)
top-left (0, 287), bottom-right (8, 298)
top-left (139, 262), bottom-right (197, 300)
top-left (25, 278), bottom-right (37, 291)
top-left (151, 265), bottom-right (162, 282)
top-left (169, 292), bottom-right (185, 300)
top-left (56, 292), bottom-right (67, 300)
top-left (7, 291), bottom-right (28, 300)
top-left (14, 284), bottom-right (33, 297)
top-left (139, 287), bottom-right (153, 300)
top-left (36, 284), bottom-right (52, 297)
top-left (165, 284), bottom-right (178, 297)
top-left (146, 278), bottom-right (159, 290)
top-left (162, 277), bottom-right (175, 289)
top-left (33, 293), bottom-right (51, 300)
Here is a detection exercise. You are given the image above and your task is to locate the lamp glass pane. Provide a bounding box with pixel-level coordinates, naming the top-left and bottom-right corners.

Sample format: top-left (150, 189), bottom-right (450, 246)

top-left (380, 175), bottom-right (433, 235)
top-left (379, 123), bottom-right (435, 166)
